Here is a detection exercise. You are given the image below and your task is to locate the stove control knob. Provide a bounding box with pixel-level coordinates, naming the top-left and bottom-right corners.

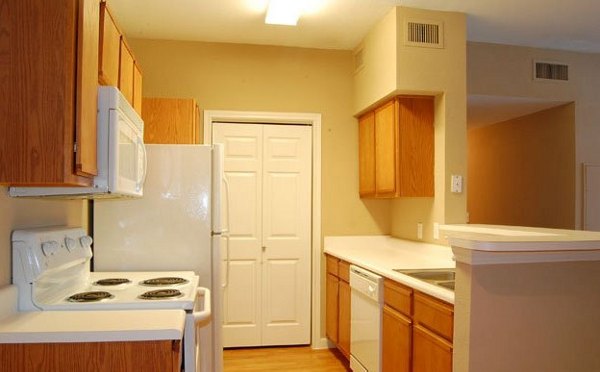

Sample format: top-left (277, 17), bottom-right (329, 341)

top-left (79, 235), bottom-right (93, 248)
top-left (41, 241), bottom-right (60, 256)
top-left (65, 237), bottom-right (77, 252)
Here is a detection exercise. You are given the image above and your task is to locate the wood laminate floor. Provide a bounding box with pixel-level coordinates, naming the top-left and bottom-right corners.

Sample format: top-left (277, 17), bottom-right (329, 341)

top-left (223, 346), bottom-right (351, 372)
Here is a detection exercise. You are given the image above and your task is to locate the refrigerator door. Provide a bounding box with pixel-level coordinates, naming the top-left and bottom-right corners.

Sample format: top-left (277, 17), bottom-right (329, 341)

top-left (93, 144), bottom-right (213, 288)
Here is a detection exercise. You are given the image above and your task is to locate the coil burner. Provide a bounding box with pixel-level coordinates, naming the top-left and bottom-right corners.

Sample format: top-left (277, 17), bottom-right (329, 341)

top-left (67, 291), bottom-right (114, 303)
top-left (139, 289), bottom-right (183, 300)
top-left (93, 278), bottom-right (132, 286)
top-left (140, 277), bottom-right (189, 286)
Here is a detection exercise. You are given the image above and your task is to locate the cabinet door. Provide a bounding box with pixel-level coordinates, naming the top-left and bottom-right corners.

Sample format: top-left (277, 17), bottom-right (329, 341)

top-left (397, 97), bottom-right (434, 197)
top-left (374, 99), bottom-right (397, 196)
top-left (133, 62), bottom-right (143, 116)
top-left (358, 112), bottom-right (376, 196)
top-left (75, 0), bottom-right (100, 177)
top-left (98, 2), bottom-right (121, 87)
top-left (119, 39), bottom-right (135, 104)
top-left (383, 305), bottom-right (412, 372)
top-left (326, 273), bottom-right (339, 344)
top-left (338, 279), bottom-right (351, 358)
top-left (142, 98), bottom-right (197, 144)
top-left (413, 324), bottom-right (452, 372)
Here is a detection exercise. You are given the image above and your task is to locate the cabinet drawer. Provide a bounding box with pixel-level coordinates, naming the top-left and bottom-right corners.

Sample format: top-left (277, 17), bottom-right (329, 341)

top-left (384, 279), bottom-right (413, 317)
top-left (326, 255), bottom-right (339, 277)
top-left (413, 324), bottom-right (452, 372)
top-left (338, 260), bottom-right (350, 283)
top-left (413, 292), bottom-right (454, 341)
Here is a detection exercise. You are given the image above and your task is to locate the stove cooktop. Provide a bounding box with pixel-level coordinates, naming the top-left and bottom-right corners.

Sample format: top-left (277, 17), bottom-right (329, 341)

top-left (34, 271), bottom-right (199, 311)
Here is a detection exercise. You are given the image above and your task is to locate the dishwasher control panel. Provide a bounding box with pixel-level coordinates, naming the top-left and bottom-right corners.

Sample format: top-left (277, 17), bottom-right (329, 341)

top-left (349, 265), bottom-right (383, 303)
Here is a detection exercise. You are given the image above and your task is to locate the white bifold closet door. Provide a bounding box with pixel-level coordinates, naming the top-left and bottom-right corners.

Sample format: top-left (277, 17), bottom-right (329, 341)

top-left (213, 122), bottom-right (312, 347)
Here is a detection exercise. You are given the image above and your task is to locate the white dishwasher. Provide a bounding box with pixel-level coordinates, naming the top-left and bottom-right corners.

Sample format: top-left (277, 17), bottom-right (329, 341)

top-left (349, 265), bottom-right (384, 372)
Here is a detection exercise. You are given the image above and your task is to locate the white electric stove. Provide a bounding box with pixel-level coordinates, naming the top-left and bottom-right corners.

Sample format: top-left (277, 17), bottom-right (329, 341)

top-left (11, 226), bottom-right (210, 372)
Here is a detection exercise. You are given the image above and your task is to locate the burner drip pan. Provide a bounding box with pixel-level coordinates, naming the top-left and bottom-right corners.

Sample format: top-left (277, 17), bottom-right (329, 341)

top-left (141, 277), bottom-right (189, 286)
top-left (93, 278), bottom-right (131, 286)
top-left (139, 289), bottom-right (183, 300)
top-left (68, 291), bottom-right (114, 303)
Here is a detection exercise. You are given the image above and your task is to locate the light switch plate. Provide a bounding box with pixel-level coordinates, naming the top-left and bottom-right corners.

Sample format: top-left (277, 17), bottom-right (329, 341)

top-left (451, 175), bottom-right (463, 193)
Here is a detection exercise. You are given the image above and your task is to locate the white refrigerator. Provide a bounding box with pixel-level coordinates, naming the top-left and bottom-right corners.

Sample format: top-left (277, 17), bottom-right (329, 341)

top-left (93, 144), bottom-right (225, 372)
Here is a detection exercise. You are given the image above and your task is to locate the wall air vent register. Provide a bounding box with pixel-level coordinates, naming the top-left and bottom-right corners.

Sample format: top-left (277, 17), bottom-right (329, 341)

top-left (534, 60), bottom-right (569, 81)
top-left (404, 18), bottom-right (444, 48)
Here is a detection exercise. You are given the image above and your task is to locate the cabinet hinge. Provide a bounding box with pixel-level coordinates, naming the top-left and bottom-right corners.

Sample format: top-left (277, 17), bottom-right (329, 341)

top-left (73, 143), bottom-right (77, 153)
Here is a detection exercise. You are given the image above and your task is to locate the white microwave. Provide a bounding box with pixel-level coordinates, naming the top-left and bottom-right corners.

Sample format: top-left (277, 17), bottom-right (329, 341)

top-left (9, 86), bottom-right (147, 198)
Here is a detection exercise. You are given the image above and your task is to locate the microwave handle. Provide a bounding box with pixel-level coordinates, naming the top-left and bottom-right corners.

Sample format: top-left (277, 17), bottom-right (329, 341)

top-left (137, 139), bottom-right (148, 191)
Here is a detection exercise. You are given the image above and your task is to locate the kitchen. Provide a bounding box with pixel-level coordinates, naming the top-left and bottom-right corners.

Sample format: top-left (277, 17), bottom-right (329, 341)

top-left (2, 0), bottom-right (600, 371)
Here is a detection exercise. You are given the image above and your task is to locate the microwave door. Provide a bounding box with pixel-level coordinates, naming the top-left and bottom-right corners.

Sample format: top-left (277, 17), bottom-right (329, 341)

top-left (108, 109), bottom-right (143, 196)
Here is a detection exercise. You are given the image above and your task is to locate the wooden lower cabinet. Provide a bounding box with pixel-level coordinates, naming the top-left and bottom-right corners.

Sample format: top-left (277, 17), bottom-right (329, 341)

top-left (382, 305), bottom-right (412, 372)
top-left (338, 280), bottom-right (351, 358)
top-left (412, 325), bottom-right (453, 372)
top-left (325, 273), bottom-right (339, 344)
top-left (0, 340), bottom-right (182, 372)
top-left (382, 279), bottom-right (454, 372)
top-left (325, 254), bottom-right (350, 359)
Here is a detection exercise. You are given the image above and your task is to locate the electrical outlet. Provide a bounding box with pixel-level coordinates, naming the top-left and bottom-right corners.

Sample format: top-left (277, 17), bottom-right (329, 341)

top-left (451, 175), bottom-right (463, 193)
top-left (433, 222), bottom-right (440, 240)
top-left (417, 223), bottom-right (423, 240)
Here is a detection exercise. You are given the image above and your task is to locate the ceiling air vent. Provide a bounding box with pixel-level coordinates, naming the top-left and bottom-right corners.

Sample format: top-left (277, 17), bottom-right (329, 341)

top-left (534, 60), bottom-right (569, 81)
top-left (404, 19), bottom-right (444, 48)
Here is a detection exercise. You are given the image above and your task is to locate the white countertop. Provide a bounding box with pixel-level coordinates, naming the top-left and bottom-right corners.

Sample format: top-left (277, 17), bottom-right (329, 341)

top-left (0, 286), bottom-right (186, 343)
top-left (440, 224), bottom-right (600, 265)
top-left (324, 235), bottom-right (455, 304)
top-left (440, 224), bottom-right (600, 250)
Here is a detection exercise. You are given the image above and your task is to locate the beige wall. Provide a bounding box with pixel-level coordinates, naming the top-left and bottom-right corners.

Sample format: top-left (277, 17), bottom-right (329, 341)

top-left (468, 104), bottom-right (576, 228)
top-left (129, 39), bottom-right (391, 237)
top-left (0, 188), bottom-right (87, 286)
top-left (468, 42), bottom-right (600, 229)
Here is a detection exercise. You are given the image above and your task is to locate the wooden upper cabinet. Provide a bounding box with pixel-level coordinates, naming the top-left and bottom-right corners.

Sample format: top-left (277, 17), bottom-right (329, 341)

top-left (358, 96), bottom-right (434, 198)
top-left (398, 97), bottom-right (434, 197)
top-left (98, 2), bottom-right (121, 87)
top-left (133, 63), bottom-right (143, 116)
top-left (0, 0), bottom-right (99, 185)
top-left (75, 0), bottom-right (101, 177)
top-left (374, 100), bottom-right (398, 196)
top-left (358, 112), bottom-right (376, 197)
top-left (98, 1), bottom-right (142, 115)
top-left (142, 98), bottom-right (201, 144)
top-left (119, 40), bottom-right (135, 104)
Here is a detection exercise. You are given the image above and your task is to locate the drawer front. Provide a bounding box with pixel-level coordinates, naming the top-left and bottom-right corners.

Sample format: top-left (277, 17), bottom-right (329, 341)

top-left (413, 324), bottom-right (453, 372)
top-left (326, 255), bottom-right (339, 277)
top-left (338, 260), bottom-right (350, 283)
top-left (384, 279), bottom-right (413, 317)
top-left (413, 292), bottom-right (454, 341)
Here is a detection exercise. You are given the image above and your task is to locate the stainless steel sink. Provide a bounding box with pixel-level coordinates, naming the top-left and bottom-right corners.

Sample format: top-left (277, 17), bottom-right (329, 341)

top-left (393, 268), bottom-right (456, 291)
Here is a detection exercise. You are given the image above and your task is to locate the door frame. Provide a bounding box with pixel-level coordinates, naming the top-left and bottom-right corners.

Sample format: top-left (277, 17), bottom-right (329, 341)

top-left (204, 110), bottom-right (324, 349)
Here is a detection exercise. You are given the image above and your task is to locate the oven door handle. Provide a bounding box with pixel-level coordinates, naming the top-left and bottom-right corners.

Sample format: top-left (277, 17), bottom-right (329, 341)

top-left (193, 287), bottom-right (211, 326)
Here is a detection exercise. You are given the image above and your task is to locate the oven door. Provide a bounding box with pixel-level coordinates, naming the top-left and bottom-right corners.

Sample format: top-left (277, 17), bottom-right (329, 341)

top-left (184, 287), bottom-right (212, 372)
top-left (107, 108), bottom-right (147, 197)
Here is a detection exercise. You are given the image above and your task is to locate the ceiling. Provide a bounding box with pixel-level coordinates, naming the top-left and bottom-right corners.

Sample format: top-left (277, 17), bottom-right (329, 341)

top-left (110, 0), bottom-right (600, 53)
top-left (109, 0), bottom-right (593, 126)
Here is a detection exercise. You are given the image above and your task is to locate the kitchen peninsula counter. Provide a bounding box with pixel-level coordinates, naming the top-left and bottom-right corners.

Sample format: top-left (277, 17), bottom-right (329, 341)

top-left (324, 235), bottom-right (455, 303)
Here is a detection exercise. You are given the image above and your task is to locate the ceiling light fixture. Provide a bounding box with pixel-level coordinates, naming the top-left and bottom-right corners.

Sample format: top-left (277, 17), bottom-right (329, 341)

top-left (265, 0), bottom-right (302, 26)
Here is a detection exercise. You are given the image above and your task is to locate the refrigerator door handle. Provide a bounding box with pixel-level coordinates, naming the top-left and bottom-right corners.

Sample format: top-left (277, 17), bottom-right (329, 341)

top-left (222, 175), bottom-right (231, 289)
